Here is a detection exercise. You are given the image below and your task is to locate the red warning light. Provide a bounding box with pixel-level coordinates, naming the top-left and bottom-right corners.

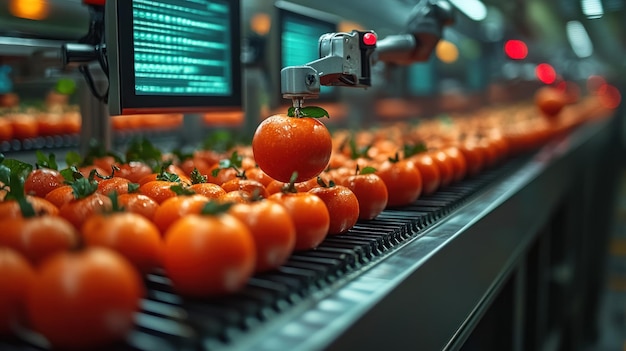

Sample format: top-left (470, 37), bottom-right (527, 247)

top-left (504, 40), bottom-right (528, 60)
top-left (536, 63), bottom-right (556, 84)
top-left (363, 32), bottom-right (377, 46)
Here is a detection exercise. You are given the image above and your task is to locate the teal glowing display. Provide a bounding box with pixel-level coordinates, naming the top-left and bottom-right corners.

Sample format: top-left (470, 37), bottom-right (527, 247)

top-left (131, 0), bottom-right (232, 96)
top-left (106, 0), bottom-right (241, 115)
top-left (280, 10), bottom-right (336, 98)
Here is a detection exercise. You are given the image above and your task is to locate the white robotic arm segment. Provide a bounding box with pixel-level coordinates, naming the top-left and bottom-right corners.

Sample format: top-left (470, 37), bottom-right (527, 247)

top-left (281, 30), bottom-right (377, 104)
top-left (280, 0), bottom-right (455, 106)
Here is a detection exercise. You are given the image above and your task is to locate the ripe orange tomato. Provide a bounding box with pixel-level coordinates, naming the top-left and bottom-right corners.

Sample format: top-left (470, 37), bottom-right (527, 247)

top-left (24, 168), bottom-right (65, 198)
top-left (206, 164), bottom-right (238, 185)
top-left (37, 113), bottom-right (65, 137)
top-left (0, 248), bottom-right (35, 336)
top-left (457, 140), bottom-right (485, 178)
top-left (117, 193), bottom-right (160, 221)
top-left (26, 248), bottom-right (144, 350)
top-left (189, 182), bottom-right (227, 199)
top-left (341, 170), bottom-right (388, 220)
top-left (44, 185), bottom-right (76, 209)
top-left (163, 213), bottom-right (256, 297)
top-left (139, 180), bottom-right (178, 204)
top-left (219, 190), bottom-right (253, 204)
top-left (0, 215), bottom-right (78, 266)
top-left (442, 146), bottom-right (467, 183)
top-left (9, 113), bottom-right (38, 140)
top-left (59, 193), bottom-right (112, 230)
top-left (408, 153), bottom-right (441, 195)
top-left (221, 178), bottom-right (268, 199)
top-left (153, 194), bottom-right (209, 234)
top-left (268, 192), bottom-right (330, 251)
top-left (266, 179), bottom-right (314, 195)
top-left (309, 182), bottom-right (359, 235)
top-left (428, 150), bottom-right (454, 187)
top-left (0, 117), bottom-right (13, 141)
top-left (96, 176), bottom-right (135, 196)
top-left (92, 156), bottom-right (117, 174)
top-left (252, 114), bottom-right (332, 183)
top-left (376, 158), bottom-right (422, 207)
top-left (245, 167), bottom-right (275, 187)
top-left (82, 212), bottom-right (164, 273)
top-left (535, 86), bottom-right (567, 118)
top-left (229, 200), bottom-right (296, 272)
top-left (115, 161), bottom-right (153, 183)
top-left (0, 196), bottom-right (59, 219)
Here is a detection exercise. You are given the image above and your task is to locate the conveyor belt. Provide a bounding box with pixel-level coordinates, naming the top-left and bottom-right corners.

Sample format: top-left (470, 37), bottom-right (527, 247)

top-left (0, 151), bottom-right (532, 351)
top-left (0, 135), bottom-right (80, 153)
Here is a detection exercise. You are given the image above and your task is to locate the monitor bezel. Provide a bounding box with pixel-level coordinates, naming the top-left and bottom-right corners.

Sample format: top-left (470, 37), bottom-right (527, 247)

top-left (105, 0), bottom-right (242, 115)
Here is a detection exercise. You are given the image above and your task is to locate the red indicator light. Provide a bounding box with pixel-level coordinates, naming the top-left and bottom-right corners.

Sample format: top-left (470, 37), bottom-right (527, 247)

top-left (536, 63), bottom-right (556, 84)
top-left (363, 32), bottom-right (377, 46)
top-left (504, 40), bottom-right (528, 60)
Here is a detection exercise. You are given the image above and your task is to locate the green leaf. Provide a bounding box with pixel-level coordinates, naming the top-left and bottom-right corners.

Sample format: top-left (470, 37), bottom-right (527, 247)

top-left (108, 191), bottom-right (124, 213)
top-left (35, 151), bottom-right (58, 170)
top-left (127, 182), bottom-right (140, 193)
top-left (0, 158), bottom-right (32, 203)
top-left (170, 184), bottom-right (196, 196)
top-left (55, 78), bottom-right (76, 95)
top-left (65, 151), bottom-right (83, 168)
top-left (300, 106), bottom-right (329, 118)
top-left (213, 151), bottom-right (243, 178)
top-left (388, 152), bottom-right (400, 163)
top-left (281, 171), bottom-right (299, 194)
top-left (287, 106), bottom-right (296, 117)
top-left (0, 164), bottom-right (10, 185)
top-left (17, 197), bottom-right (36, 218)
top-left (82, 139), bottom-right (109, 166)
top-left (190, 168), bottom-right (207, 184)
top-left (70, 177), bottom-right (98, 200)
top-left (2, 159), bottom-right (33, 184)
top-left (125, 138), bottom-right (162, 170)
top-left (201, 200), bottom-right (233, 215)
top-left (0, 156), bottom-right (36, 217)
top-left (403, 143), bottom-right (428, 158)
top-left (156, 171), bottom-right (181, 183)
top-left (347, 137), bottom-right (372, 160)
top-left (360, 166), bottom-right (377, 175)
top-left (202, 130), bottom-right (236, 153)
top-left (59, 167), bottom-right (76, 183)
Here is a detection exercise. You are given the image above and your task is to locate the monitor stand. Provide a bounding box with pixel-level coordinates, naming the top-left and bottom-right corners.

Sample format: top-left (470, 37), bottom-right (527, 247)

top-left (78, 73), bottom-right (110, 155)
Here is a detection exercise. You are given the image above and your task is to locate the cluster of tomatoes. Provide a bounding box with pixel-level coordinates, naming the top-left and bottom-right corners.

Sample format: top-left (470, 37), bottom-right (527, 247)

top-left (0, 108), bottom-right (82, 141)
top-left (0, 91), bottom-right (615, 350)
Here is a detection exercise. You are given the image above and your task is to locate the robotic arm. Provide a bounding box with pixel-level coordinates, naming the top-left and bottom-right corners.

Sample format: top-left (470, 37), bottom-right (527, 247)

top-left (281, 0), bottom-right (454, 109)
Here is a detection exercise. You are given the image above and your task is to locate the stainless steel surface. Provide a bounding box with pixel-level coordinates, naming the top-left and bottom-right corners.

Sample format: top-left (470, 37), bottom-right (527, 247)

top-left (0, 36), bottom-right (65, 56)
top-left (78, 73), bottom-right (110, 152)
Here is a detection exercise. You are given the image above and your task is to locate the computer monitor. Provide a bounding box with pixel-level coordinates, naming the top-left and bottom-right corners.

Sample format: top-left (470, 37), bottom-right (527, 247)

top-left (270, 1), bottom-right (339, 109)
top-left (105, 0), bottom-right (242, 115)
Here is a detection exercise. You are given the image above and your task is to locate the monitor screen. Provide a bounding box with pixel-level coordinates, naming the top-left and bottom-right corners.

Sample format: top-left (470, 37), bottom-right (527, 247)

top-left (275, 2), bottom-right (338, 105)
top-left (106, 0), bottom-right (242, 115)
